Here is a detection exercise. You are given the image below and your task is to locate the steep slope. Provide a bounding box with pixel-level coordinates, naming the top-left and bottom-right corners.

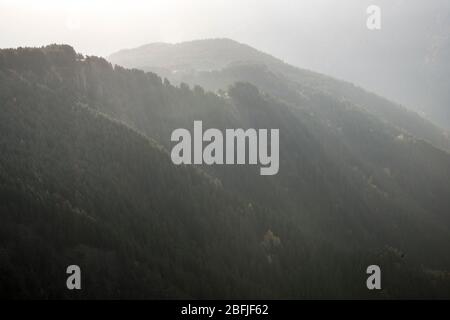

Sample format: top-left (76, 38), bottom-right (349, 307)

top-left (108, 38), bottom-right (450, 152)
top-left (1, 45), bottom-right (450, 298)
top-left (0, 46), bottom-right (279, 299)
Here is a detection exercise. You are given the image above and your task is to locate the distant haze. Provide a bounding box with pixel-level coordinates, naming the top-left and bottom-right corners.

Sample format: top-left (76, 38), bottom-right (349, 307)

top-left (1, 0), bottom-right (449, 127)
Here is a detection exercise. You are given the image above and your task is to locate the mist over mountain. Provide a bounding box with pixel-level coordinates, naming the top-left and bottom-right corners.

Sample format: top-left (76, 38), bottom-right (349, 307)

top-left (104, 0), bottom-right (450, 131)
top-left (1, 43), bottom-right (450, 298)
top-left (109, 38), bottom-right (450, 152)
top-left (333, 0), bottom-right (450, 131)
top-left (2, 0), bottom-right (449, 130)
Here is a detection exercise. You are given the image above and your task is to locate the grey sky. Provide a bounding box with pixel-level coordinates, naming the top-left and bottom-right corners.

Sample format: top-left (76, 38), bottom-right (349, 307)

top-left (0, 0), bottom-right (372, 59)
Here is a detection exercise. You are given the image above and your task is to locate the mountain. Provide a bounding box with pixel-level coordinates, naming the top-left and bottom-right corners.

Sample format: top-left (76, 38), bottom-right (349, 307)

top-left (109, 38), bottom-right (450, 152)
top-left (1, 44), bottom-right (450, 298)
top-left (0, 45), bottom-right (277, 299)
top-left (108, 38), bottom-right (281, 73)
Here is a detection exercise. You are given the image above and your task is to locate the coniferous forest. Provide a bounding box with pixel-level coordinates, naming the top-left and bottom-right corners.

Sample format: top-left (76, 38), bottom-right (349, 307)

top-left (1, 41), bottom-right (450, 299)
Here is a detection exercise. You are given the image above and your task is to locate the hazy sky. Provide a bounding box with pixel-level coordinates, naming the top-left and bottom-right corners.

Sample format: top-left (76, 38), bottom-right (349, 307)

top-left (0, 0), bottom-right (369, 58)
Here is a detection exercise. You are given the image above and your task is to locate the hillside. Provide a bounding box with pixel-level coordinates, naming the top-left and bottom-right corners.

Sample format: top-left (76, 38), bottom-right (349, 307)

top-left (109, 38), bottom-right (450, 152)
top-left (1, 45), bottom-right (450, 298)
top-left (0, 46), bottom-right (275, 299)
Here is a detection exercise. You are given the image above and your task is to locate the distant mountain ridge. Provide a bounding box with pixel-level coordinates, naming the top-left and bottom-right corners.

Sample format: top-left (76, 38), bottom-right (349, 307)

top-left (109, 38), bottom-right (284, 72)
top-left (108, 38), bottom-right (450, 152)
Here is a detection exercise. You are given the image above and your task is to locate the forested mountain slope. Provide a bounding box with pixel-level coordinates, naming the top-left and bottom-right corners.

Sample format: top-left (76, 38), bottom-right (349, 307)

top-left (0, 46), bottom-right (280, 299)
top-left (109, 38), bottom-right (450, 152)
top-left (1, 45), bottom-right (450, 298)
